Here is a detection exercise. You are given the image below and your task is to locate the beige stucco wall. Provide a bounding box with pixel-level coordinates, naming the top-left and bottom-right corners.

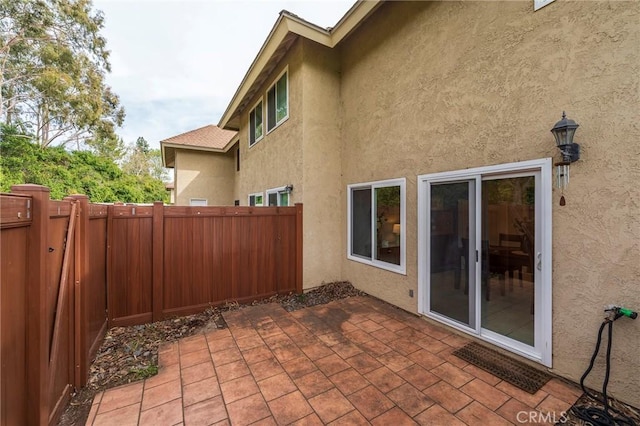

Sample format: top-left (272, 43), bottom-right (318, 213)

top-left (300, 39), bottom-right (343, 287)
top-left (338, 0), bottom-right (639, 406)
top-left (175, 149), bottom-right (235, 206)
top-left (233, 38), bottom-right (345, 287)
top-left (234, 39), bottom-right (304, 206)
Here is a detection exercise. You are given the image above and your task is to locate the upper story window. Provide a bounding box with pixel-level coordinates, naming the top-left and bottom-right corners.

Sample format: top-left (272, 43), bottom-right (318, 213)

top-left (348, 178), bottom-right (406, 274)
top-left (266, 69), bottom-right (288, 133)
top-left (249, 99), bottom-right (263, 147)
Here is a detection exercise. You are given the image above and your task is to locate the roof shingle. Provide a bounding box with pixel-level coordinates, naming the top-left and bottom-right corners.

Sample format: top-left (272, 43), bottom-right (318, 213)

top-left (160, 125), bottom-right (237, 150)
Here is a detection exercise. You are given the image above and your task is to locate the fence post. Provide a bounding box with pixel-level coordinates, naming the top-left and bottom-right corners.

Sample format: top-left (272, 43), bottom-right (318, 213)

top-left (67, 194), bottom-right (89, 387)
top-left (11, 184), bottom-right (50, 426)
top-left (106, 204), bottom-right (114, 327)
top-left (295, 203), bottom-right (303, 294)
top-left (152, 201), bottom-right (164, 322)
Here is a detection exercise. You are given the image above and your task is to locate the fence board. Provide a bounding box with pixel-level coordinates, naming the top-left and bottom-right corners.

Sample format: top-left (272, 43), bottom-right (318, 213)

top-left (0, 193), bottom-right (31, 228)
top-left (49, 200), bottom-right (72, 218)
top-left (85, 213), bottom-right (108, 373)
top-left (88, 204), bottom-right (108, 218)
top-left (47, 215), bottom-right (68, 348)
top-left (109, 214), bottom-right (153, 326)
top-left (0, 225), bottom-right (29, 426)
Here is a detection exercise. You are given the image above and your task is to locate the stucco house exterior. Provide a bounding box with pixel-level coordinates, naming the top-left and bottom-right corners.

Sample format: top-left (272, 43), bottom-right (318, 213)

top-left (164, 182), bottom-right (175, 204)
top-left (164, 0), bottom-right (639, 407)
top-left (161, 124), bottom-right (238, 206)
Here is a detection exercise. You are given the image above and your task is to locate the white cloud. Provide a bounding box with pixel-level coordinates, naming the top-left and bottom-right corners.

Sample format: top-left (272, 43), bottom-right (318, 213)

top-left (94, 0), bottom-right (354, 148)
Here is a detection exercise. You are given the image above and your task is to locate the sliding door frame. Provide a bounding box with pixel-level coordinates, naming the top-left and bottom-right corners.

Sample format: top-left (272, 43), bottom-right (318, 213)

top-left (417, 158), bottom-right (553, 367)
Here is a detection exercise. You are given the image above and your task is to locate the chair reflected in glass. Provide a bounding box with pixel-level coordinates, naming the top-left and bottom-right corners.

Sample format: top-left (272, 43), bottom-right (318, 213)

top-left (460, 234), bottom-right (533, 304)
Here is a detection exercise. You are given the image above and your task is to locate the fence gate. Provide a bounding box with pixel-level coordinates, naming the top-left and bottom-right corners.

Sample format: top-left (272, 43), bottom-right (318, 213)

top-left (47, 201), bottom-right (77, 423)
top-left (0, 187), bottom-right (109, 426)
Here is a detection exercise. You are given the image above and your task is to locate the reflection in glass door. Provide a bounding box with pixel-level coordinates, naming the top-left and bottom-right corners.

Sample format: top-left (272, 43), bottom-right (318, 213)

top-left (429, 181), bottom-right (476, 328)
top-left (481, 176), bottom-right (536, 346)
top-left (420, 160), bottom-right (550, 365)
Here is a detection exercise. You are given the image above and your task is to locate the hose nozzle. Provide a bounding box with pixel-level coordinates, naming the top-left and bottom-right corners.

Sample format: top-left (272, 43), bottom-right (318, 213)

top-left (605, 305), bottom-right (638, 320)
top-left (617, 307), bottom-right (638, 319)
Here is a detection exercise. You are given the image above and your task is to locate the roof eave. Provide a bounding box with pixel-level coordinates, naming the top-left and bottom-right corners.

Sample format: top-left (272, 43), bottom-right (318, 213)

top-left (217, 1), bottom-right (382, 131)
top-left (160, 140), bottom-right (237, 164)
top-left (330, 0), bottom-right (381, 43)
top-left (161, 143), bottom-right (174, 168)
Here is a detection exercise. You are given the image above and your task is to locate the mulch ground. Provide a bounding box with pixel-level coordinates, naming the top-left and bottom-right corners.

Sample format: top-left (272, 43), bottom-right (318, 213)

top-left (57, 281), bottom-right (364, 425)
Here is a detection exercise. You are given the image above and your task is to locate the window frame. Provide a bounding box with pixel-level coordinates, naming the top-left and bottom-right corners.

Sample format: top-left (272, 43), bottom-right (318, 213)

top-left (248, 98), bottom-right (264, 147)
top-left (189, 198), bottom-right (208, 206)
top-left (347, 177), bottom-right (406, 275)
top-left (266, 67), bottom-right (289, 134)
top-left (534, 0), bottom-right (555, 11)
top-left (416, 158), bottom-right (553, 366)
top-left (248, 192), bottom-right (264, 206)
top-left (266, 186), bottom-right (291, 207)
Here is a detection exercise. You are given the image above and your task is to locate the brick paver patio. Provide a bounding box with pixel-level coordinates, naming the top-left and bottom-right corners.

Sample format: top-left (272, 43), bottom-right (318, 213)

top-left (85, 296), bottom-right (581, 425)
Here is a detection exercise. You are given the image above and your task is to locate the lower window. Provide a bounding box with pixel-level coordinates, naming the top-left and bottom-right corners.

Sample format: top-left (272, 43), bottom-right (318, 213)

top-left (266, 186), bottom-right (291, 206)
top-left (189, 198), bottom-right (207, 206)
top-left (248, 193), bottom-right (264, 206)
top-left (347, 178), bottom-right (406, 274)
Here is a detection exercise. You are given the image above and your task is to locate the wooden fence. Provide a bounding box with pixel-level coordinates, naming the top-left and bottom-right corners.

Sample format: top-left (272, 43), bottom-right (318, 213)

top-left (0, 186), bottom-right (109, 426)
top-left (0, 185), bottom-right (302, 425)
top-left (108, 202), bottom-right (303, 326)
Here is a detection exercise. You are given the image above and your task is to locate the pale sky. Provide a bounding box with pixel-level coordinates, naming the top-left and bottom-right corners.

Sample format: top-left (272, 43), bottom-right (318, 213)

top-left (94, 0), bottom-right (355, 149)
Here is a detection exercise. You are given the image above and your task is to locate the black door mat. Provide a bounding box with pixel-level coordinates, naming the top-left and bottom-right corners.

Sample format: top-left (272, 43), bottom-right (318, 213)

top-left (453, 342), bottom-right (552, 394)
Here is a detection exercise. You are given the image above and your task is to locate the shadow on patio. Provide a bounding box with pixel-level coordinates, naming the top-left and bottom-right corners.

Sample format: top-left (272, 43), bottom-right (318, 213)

top-left (86, 296), bottom-right (580, 425)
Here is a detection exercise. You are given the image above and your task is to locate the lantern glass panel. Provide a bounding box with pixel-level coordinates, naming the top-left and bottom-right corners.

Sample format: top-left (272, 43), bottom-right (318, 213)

top-left (553, 129), bottom-right (567, 146)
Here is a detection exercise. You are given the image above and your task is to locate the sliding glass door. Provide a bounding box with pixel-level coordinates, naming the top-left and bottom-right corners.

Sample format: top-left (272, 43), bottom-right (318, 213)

top-left (481, 176), bottom-right (536, 347)
top-left (419, 160), bottom-right (551, 366)
top-left (429, 181), bottom-right (476, 329)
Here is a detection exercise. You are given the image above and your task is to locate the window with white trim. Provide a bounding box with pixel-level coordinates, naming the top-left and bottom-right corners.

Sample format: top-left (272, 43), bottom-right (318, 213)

top-left (348, 178), bottom-right (406, 274)
top-left (249, 99), bottom-right (263, 147)
top-left (248, 193), bottom-right (264, 206)
top-left (189, 198), bottom-right (207, 206)
top-left (266, 186), bottom-right (290, 206)
top-left (267, 69), bottom-right (288, 132)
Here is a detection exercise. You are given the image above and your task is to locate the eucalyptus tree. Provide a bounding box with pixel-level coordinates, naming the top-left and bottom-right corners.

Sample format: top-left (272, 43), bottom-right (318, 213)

top-left (0, 0), bottom-right (124, 149)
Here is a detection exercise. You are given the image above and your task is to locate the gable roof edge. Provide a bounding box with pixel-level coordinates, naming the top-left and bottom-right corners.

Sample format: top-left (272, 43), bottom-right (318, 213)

top-left (217, 0), bottom-right (382, 130)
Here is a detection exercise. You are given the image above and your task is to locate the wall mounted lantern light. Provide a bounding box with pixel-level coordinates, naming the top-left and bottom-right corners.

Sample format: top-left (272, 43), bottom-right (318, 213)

top-left (550, 111), bottom-right (580, 192)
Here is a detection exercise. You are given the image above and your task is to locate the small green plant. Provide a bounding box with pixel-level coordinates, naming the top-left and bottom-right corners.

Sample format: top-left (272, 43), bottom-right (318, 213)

top-left (131, 364), bottom-right (158, 380)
